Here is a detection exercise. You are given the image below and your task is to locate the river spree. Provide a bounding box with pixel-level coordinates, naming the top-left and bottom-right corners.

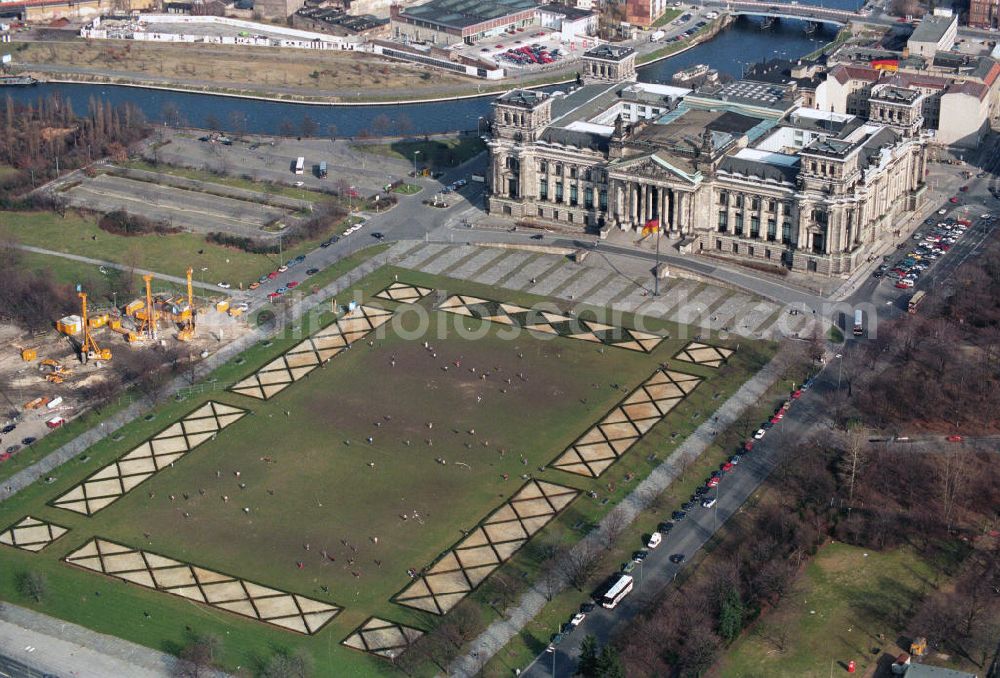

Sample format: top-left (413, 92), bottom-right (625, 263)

top-left (5, 19), bottom-right (836, 136)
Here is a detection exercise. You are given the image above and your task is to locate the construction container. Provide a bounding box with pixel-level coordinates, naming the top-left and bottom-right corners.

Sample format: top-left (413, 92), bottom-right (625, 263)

top-left (216, 300), bottom-right (230, 314)
top-left (124, 300), bottom-right (145, 317)
top-left (228, 307), bottom-right (243, 318)
top-left (46, 396), bottom-right (63, 409)
top-left (24, 397), bottom-right (47, 410)
top-left (20, 348), bottom-right (36, 361)
top-left (56, 314), bottom-right (82, 336)
top-left (46, 416), bottom-right (65, 429)
top-left (109, 317), bottom-right (122, 330)
top-left (89, 313), bottom-right (109, 329)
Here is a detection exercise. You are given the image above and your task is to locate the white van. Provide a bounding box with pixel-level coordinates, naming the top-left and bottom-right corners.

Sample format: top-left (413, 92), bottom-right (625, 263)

top-left (702, 497), bottom-right (717, 508)
top-left (646, 532), bottom-right (662, 549)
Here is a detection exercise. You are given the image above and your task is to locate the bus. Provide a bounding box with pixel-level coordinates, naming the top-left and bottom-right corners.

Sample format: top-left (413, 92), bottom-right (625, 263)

top-left (908, 290), bottom-right (926, 314)
top-left (294, 157), bottom-right (305, 175)
top-left (318, 161), bottom-right (328, 179)
top-left (852, 309), bottom-right (864, 336)
top-left (601, 574), bottom-right (633, 609)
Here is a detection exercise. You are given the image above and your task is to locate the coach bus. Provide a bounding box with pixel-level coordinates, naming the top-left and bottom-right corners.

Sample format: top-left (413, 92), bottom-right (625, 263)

top-left (601, 574), bottom-right (634, 609)
top-left (908, 290), bottom-right (926, 314)
top-left (294, 156), bottom-right (305, 175)
top-left (852, 309), bottom-right (864, 336)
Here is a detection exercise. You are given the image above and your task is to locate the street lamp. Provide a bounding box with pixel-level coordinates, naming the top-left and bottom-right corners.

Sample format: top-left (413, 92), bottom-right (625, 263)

top-left (413, 150), bottom-right (421, 178)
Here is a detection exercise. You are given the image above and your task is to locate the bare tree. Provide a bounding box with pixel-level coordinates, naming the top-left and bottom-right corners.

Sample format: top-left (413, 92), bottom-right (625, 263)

top-left (175, 633), bottom-right (220, 678)
top-left (561, 541), bottom-right (601, 591)
top-left (838, 425), bottom-right (869, 506)
top-left (601, 506), bottom-right (629, 551)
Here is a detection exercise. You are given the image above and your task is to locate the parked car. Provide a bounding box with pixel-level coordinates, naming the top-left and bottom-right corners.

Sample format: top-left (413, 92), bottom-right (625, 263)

top-left (306, 268), bottom-right (319, 276)
top-left (633, 550), bottom-right (649, 562)
top-left (702, 497), bottom-right (717, 508)
top-left (753, 428), bottom-right (766, 439)
top-left (669, 554), bottom-right (686, 564)
top-left (217, 281), bottom-right (231, 289)
top-left (647, 532), bottom-right (662, 549)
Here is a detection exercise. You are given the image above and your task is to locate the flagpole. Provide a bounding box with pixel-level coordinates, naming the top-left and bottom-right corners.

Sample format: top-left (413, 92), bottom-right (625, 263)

top-left (653, 220), bottom-right (661, 297)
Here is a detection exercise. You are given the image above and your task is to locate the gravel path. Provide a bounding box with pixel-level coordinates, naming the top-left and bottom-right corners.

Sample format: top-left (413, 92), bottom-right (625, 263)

top-left (449, 346), bottom-right (791, 677)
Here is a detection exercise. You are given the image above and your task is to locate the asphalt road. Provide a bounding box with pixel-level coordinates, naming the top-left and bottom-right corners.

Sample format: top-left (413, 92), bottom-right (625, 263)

top-left (523, 366), bottom-right (820, 677)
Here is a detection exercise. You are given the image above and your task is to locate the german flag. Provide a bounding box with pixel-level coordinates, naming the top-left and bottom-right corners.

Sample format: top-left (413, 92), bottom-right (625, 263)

top-left (641, 218), bottom-right (660, 236)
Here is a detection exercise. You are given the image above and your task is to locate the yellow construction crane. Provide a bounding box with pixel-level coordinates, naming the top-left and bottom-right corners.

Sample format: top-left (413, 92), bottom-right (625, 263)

top-left (136, 274), bottom-right (157, 341)
top-left (178, 267), bottom-right (196, 342)
top-left (78, 291), bottom-right (112, 362)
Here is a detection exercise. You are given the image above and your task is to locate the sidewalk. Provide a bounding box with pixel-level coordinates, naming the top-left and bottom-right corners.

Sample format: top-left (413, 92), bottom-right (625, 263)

top-left (0, 603), bottom-right (203, 678)
top-left (449, 344), bottom-right (792, 677)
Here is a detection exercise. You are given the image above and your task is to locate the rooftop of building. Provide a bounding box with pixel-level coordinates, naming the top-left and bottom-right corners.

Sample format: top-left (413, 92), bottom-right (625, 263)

top-left (870, 84), bottom-right (922, 104)
top-left (903, 665), bottom-right (978, 678)
top-left (631, 108), bottom-right (762, 156)
top-left (496, 88), bottom-right (550, 108)
top-left (686, 79), bottom-right (799, 114)
top-left (398, 0), bottom-right (538, 30)
top-left (744, 58), bottom-right (826, 90)
top-left (537, 3), bottom-right (594, 20)
top-left (908, 14), bottom-right (956, 44)
top-left (583, 44), bottom-right (635, 62)
top-left (296, 6), bottom-right (386, 30)
top-left (801, 124), bottom-right (898, 162)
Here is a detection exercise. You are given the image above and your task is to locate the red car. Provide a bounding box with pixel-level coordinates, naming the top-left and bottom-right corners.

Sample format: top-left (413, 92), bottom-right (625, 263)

top-left (743, 440), bottom-right (754, 452)
top-left (946, 435), bottom-right (963, 442)
top-left (791, 389), bottom-right (802, 399)
top-left (0, 453), bottom-right (10, 463)
top-left (721, 462), bottom-right (734, 472)
top-left (769, 414), bottom-right (782, 424)
top-left (707, 477), bottom-right (720, 488)
top-left (949, 197), bottom-right (959, 203)
top-left (267, 271), bottom-right (280, 280)
top-left (286, 281), bottom-right (300, 289)
top-left (267, 292), bottom-right (282, 300)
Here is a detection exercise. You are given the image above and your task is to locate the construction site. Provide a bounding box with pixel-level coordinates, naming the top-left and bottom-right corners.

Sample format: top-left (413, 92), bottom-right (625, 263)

top-left (0, 268), bottom-right (249, 458)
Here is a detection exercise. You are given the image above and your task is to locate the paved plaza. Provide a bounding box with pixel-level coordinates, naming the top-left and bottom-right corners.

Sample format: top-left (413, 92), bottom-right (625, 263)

top-left (394, 243), bottom-right (814, 340)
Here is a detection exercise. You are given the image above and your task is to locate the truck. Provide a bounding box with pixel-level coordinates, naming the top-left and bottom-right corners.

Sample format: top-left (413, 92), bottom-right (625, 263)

top-left (294, 156), bottom-right (305, 175)
top-left (853, 309), bottom-right (864, 336)
top-left (649, 29), bottom-right (666, 42)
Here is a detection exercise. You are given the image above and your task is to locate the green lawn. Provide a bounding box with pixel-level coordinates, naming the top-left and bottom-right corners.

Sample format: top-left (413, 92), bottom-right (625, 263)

top-left (0, 245), bottom-right (387, 487)
top-left (0, 264), bottom-right (772, 676)
top-left (718, 542), bottom-right (956, 677)
top-left (651, 8), bottom-right (683, 27)
top-left (354, 137), bottom-right (486, 170)
top-left (0, 209), bottom-right (355, 289)
top-left (392, 183), bottom-right (422, 195)
top-left (481, 344), bottom-right (798, 676)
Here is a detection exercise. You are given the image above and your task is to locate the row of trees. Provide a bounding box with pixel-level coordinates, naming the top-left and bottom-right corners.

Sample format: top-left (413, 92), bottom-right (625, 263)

top-left (615, 430), bottom-right (1000, 675)
top-left (0, 94), bottom-right (149, 201)
top-left (849, 237), bottom-right (1000, 431)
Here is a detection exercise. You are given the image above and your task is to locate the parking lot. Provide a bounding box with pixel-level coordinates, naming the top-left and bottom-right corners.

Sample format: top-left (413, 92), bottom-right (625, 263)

top-left (453, 28), bottom-right (596, 70)
top-left (152, 132), bottom-right (413, 197)
top-left (874, 194), bottom-right (991, 292)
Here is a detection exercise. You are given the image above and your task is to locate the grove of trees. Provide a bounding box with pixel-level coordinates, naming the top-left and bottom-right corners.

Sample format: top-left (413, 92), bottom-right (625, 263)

top-left (0, 93), bottom-right (149, 202)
